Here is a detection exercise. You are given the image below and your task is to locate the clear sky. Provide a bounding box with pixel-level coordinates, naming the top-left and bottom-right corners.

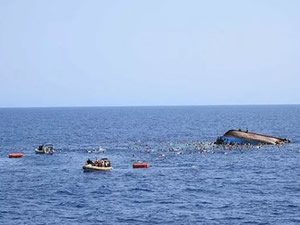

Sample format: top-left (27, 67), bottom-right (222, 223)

top-left (0, 0), bottom-right (299, 107)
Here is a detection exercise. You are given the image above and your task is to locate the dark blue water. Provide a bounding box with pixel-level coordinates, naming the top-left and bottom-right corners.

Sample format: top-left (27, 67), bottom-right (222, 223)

top-left (1, 106), bottom-right (300, 225)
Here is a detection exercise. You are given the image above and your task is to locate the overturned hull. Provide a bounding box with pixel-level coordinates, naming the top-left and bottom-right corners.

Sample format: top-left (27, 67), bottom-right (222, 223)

top-left (216, 129), bottom-right (290, 145)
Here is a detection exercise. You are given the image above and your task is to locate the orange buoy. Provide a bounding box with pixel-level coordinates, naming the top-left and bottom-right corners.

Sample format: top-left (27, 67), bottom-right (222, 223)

top-left (133, 162), bottom-right (150, 168)
top-left (9, 153), bottom-right (24, 158)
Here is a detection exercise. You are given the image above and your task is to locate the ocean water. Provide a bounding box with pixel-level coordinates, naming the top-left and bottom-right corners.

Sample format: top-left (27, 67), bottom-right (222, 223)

top-left (0, 105), bottom-right (300, 225)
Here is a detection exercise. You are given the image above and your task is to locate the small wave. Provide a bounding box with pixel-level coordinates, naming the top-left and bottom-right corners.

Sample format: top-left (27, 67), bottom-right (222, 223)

top-left (91, 189), bottom-right (112, 195)
top-left (55, 190), bottom-right (74, 196)
top-left (129, 187), bottom-right (154, 192)
top-left (116, 217), bottom-right (147, 224)
top-left (132, 199), bottom-right (154, 204)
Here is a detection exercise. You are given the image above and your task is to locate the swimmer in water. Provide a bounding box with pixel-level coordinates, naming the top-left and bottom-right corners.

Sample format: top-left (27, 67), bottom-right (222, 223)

top-left (159, 153), bottom-right (166, 158)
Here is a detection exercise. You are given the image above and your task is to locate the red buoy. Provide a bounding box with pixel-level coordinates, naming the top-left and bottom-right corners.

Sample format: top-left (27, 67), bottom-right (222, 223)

top-left (133, 162), bottom-right (150, 168)
top-left (9, 153), bottom-right (24, 158)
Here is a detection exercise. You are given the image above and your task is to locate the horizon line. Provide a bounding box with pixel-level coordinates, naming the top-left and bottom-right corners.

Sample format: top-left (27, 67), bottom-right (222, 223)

top-left (0, 103), bottom-right (299, 109)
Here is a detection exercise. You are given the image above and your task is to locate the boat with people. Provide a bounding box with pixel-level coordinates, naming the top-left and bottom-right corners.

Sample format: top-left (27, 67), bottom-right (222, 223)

top-left (35, 143), bottom-right (55, 154)
top-left (82, 158), bottom-right (112, 171)
top-left (215, 129), bottom-right (290, 145)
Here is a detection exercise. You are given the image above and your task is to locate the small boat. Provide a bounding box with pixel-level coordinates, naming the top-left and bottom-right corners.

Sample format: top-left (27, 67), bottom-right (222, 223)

top-left (9, 153), bottom-right (24, 158)
top-left (82, 158), bottom-right (112, 172)
top-left (35, 143), bottom-right (55, 154)
top-left (133, 162), bottom-right (150, 168)
top-left (215, 129), bottom-right (290, 145)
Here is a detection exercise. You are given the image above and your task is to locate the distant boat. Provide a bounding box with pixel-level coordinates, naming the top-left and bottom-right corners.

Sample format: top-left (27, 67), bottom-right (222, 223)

top-left (35, 144), bottom-right (55, 154)
top-left (215, 129), bottom-right (290, 145)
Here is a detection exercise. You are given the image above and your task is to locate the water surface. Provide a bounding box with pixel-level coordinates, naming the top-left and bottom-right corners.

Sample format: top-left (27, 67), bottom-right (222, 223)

top-left (0, 106), bottom-right (299, 224)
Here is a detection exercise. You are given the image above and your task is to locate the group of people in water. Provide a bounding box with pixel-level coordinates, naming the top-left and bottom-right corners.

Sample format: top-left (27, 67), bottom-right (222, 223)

top-left (86, 158), bottom-right (111, 167)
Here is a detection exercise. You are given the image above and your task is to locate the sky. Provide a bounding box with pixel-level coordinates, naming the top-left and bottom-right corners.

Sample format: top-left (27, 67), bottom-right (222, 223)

top-left (0, 0), bottom-right (299, 107)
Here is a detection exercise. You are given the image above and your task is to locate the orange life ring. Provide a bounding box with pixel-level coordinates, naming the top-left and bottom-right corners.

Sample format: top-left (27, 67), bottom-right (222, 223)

top-left (9, 153), bottom-right (24, 158)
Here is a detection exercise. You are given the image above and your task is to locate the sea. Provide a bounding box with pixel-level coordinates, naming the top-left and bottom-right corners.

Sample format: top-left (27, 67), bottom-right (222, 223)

top-left (0, 105), bottom-right (299, 225)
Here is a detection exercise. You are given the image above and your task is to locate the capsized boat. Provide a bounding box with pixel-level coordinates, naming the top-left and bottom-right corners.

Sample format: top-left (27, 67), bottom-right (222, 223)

top-left (215, 129), bottom-right (290, 145)
top-left (35, 143), bottom-right (55, 154)
top-left (82, 158), bottom-right (112, 172)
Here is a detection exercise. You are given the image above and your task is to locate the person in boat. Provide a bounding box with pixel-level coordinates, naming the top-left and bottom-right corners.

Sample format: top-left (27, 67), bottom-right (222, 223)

top-left (86, 159), bottom-right (93, 165)
top-left (92, 159), bottom-right (97, 166)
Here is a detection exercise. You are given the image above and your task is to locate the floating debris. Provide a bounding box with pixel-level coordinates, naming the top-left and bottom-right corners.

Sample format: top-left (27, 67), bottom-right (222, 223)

top-left (86, 146), bottom-right (106, 153)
